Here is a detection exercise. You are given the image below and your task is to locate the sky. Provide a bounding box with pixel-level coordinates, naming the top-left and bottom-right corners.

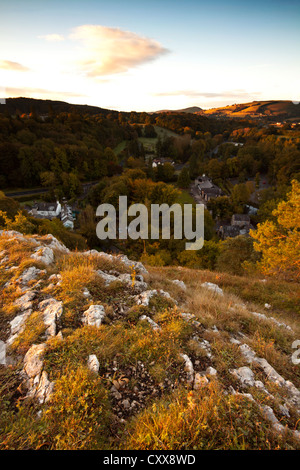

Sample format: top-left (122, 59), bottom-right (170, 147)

top-left (0, 0), bottom-right (299, 112)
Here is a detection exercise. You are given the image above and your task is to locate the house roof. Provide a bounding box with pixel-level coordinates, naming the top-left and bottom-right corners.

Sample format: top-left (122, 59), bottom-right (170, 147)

top-left (232, 214), bottom-right (250, 221)
top-left (33, 202), bottom-right (58, 212)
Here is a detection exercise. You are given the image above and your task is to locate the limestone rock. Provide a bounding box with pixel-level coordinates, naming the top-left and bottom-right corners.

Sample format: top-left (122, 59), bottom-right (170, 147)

top-left (180, 353), bottom-right (194, 384)
top-left (19, 266), bottom-right (43, 285)
top-left (9, 309), bottom-right (32, 337)
top-left (139, 315), bottom-right (161, 331)
top-left (39, 298), bottom-right (63, 337)
top-left (201, 282), bottom-right (224, 296)
top-left (87, 354), bottom-right (100, 373)
top-left (82, 304), bottom-right (106, 327)
top-left (97, 270), bottom-right (119, 286)
top-left (172, 279), bottom-right (186, 290)
top-left (35, 370), bottom-right (54, 404)
top-left (135, 289), bottom-right (157, 306)
top-left (31, 246), bottom-right (54, 265)
top-left (23, 343), bottom-right (46, 379)
top-left (194, 373), bottom-right (209, 390)
top-left (14, 291), bottom-right (36, 311)
top-left (231, 366), bottom-right (255, 387)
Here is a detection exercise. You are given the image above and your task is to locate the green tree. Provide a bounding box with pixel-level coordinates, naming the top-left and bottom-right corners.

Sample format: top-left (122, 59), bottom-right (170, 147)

top-left (177, 167), bottom-right (190, 188)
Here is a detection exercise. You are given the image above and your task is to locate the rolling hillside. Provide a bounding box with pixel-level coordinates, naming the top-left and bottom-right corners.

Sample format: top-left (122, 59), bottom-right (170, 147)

top-left (203, 100), bottom-right (300, 120)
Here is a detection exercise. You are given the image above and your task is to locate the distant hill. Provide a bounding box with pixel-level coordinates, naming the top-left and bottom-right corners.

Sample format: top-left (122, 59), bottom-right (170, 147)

top-left (155, 106), bottom-right (203, 114)
top-left (0, 97), bottom-right (114, 117)
top-left (203, 100), bottom-right (300, 120)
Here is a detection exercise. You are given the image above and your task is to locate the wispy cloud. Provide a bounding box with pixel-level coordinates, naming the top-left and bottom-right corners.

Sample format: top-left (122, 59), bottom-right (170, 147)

top-left (0, 60), bottom-right (30, 72)
top-left (38, 34), bottom-right (65, 42)
top-left (3, 86), bottom-right (86, 100)
top-left (70, 24), bottom-right (169, 77)
top-left (153, 89), bottom-right (261, 99)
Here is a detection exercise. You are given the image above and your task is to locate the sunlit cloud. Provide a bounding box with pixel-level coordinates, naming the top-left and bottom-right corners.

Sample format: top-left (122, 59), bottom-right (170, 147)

top-left (153, 89), bottom-right (261, 99)
top-left (0, 60), bottom-right (30, 72)
top-left (4, 86), bottom-right (86, 100)
top-left (38, 34), bottom-right (65, 42)
top-left (70, 24), bottom-right (169, 77)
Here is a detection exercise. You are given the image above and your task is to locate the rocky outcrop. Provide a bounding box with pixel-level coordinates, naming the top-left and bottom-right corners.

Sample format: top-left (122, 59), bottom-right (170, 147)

top-left (82, 305), bottom-right (106, 327)
top-left (39, 298), bottom-right (63, 337)
top-left (22, 343), bottom-right (54, 404)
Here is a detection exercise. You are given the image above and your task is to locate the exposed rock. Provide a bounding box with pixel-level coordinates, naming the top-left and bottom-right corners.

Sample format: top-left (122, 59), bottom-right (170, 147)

top-left (139, 315), bottom-right (161, 331)
top-left (14, 291), bottom-right (36, 311)
top-left (23, 343), bottom-right (46, 379)
top-left (193, 336), bottom-right (213, 358)
top-left (44, 234), bottom-right (69, 253)
top-left (206, 366), bottom-right (217, 376)
top-left (239, 343), bottom-right (300, 409)
top-left (31, 246), bottom-right (54, 265)
top-left (117, 254), bottom-right (148, 275)
top-left (82, 304), bottom-right (106, 327)
top-left (82, 287), bottom-right (91, 297)
top-left (19, 266), bottom-right (43, 285)
top-left (201, 282), bottom-right (224, 296)
top-left (48, 273), bottom-right (61, 282)
top-left (251, 311), bottom-right (293, 332)
top-left (97, 270), bottom-right (119, 286)
top-left (172, 279), bottom-right (186, 290)
top-left (180, 312), bottom-right (195, 321)
top-left (118, 273), bottom-right (148, 291)
top-left (231, 366), bottom-right (256, 387)
top-left (87, 354), bottom-right (100, 373)
top-left (194, 373), bottom-right (209, 390)
top-left (34, 370), bottom-right (54, 404)
top-left (135, 289), bottom-right (157, 306)
top-left (159, 289), bottom-right (177, 304)
top-left (9, 309), bottom-right (32, 338)
top-left (39, 298), bottom-right (63, 337)
top-left (180, 353), bottom-right (194, 384)
top-left (121, 399), bottom-right (131, 409)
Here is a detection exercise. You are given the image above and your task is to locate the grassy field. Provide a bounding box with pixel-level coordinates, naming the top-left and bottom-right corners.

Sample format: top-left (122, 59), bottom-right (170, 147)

top-left (113, 125), bottom-right (181, 156)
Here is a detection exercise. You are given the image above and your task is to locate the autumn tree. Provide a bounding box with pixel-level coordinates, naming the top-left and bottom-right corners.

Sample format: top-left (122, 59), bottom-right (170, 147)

top-left (250, 179), bottom-right (300, 281)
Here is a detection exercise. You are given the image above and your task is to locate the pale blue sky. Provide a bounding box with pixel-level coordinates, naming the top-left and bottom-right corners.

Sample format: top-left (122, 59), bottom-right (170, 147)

top-left (1, 0), bottom-right (299, 111)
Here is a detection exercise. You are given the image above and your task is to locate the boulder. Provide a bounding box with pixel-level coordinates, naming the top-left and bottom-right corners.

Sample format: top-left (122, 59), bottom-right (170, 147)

top-left (23, 343), bottom-right (46, 379)
top-left (39, 298), bottom-right (63, 337)
top-left (82, 305), bottom-right (106, 328)
top-left (87, 354), bottom-right (100, 373)
top-left (31, 246), bottom-right (54, 265)
top-left (139, 315), bottom-right (161, 331)
top-left (201, 282), bottom-right (224, 296)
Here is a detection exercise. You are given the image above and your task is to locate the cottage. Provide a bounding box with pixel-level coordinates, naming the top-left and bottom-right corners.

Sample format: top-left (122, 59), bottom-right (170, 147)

top-left (61, 204), bottom-right (74, 229)
top-left (231, 214), bottom-right (251, 228)
top-left (29, 201), bottom-right (61, 219)
top-left (195, 174), bottom-right (214, 190)
top-left (218, 225), bottom-right (240, 240)
top-left (201, 187), bottom-right (223, 202)
top-left (28, 200), bottom-right (75, 229)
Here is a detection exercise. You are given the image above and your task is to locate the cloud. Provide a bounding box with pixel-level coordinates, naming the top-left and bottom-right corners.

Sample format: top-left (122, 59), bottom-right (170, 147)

top-left (3, 86), bottom-right (86, 100)
top-left (0, 60), bottom-right (30, 72)
top-left (70, 24), bottom-right (169, 76)
top-left (38, 34), bottom-right (65, 42)
top-left (153, 89), bottom-right (261, 99)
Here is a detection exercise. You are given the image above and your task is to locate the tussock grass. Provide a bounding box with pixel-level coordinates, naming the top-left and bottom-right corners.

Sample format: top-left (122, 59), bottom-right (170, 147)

top-left (121, 382), bottom-right (300, 450)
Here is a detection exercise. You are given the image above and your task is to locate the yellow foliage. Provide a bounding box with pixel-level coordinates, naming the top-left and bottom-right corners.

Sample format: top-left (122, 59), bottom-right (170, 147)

top-left (250, 180), bottom-right (300, 281)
